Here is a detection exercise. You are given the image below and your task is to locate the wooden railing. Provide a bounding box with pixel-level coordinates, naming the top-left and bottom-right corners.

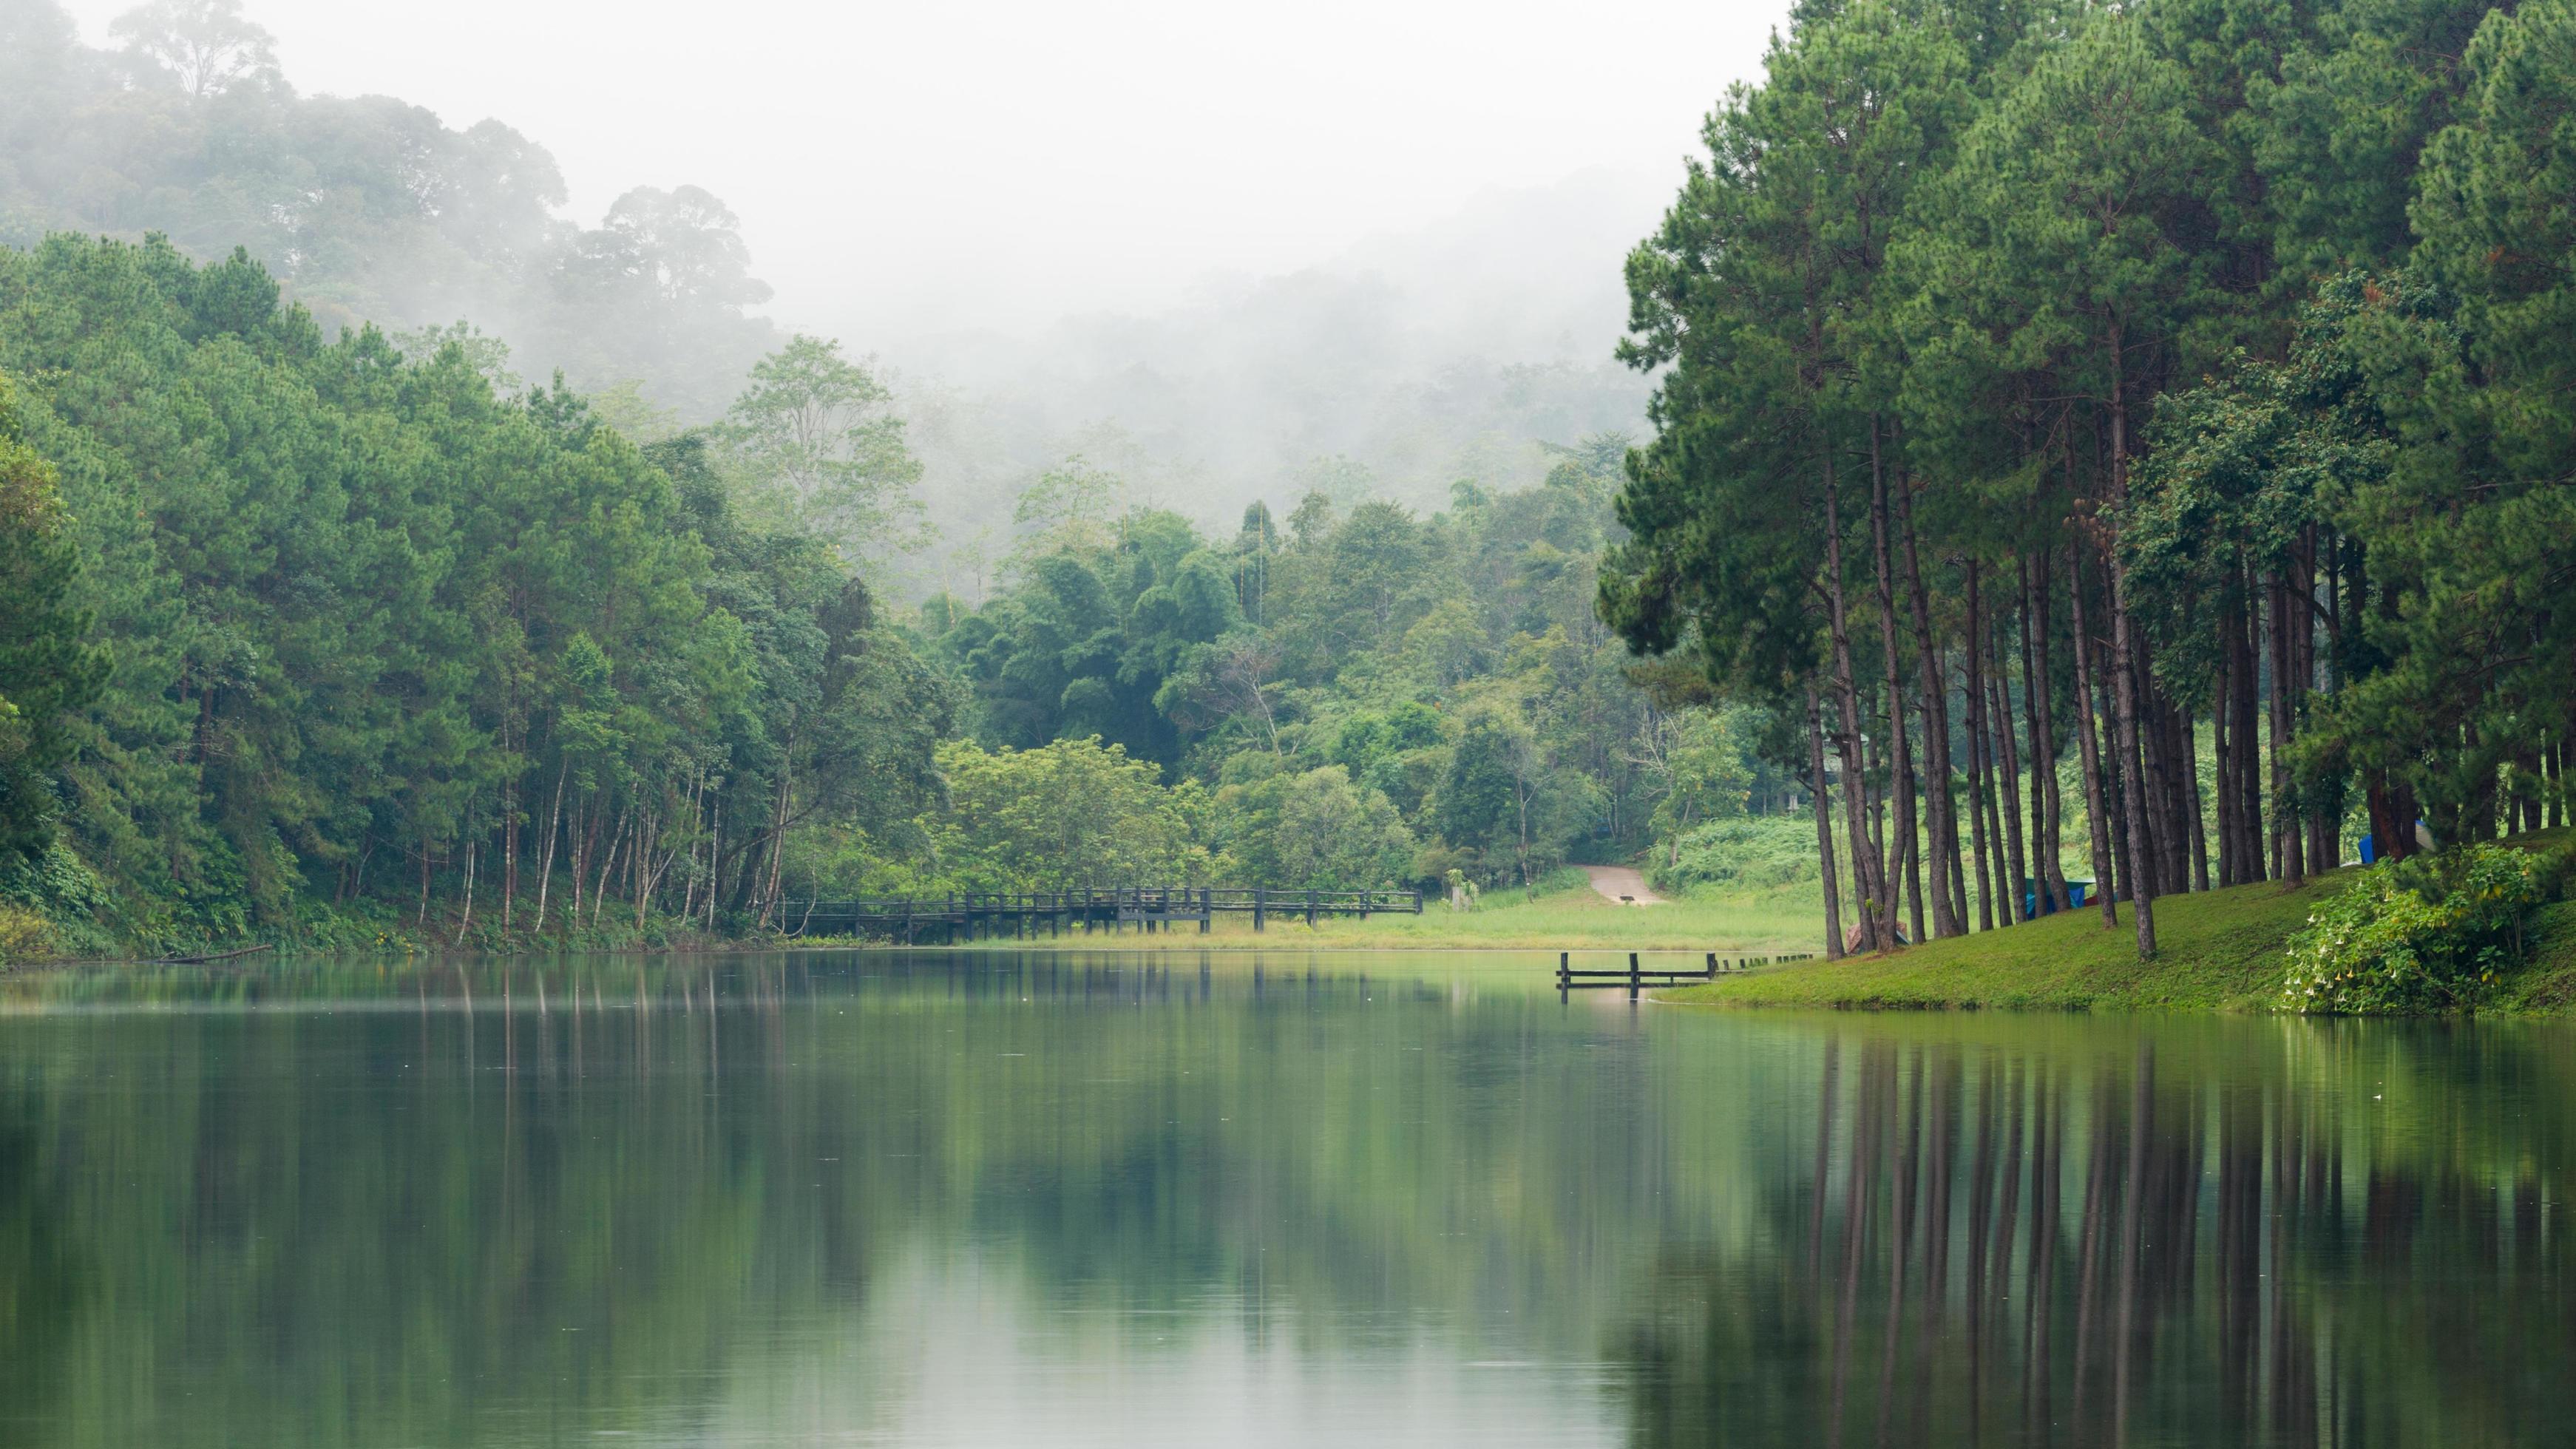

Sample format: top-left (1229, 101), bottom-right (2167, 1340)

top-left (1556, 950), bottom-right (1818, 999)
top-left (779, 886), bottom-right (1425, 941)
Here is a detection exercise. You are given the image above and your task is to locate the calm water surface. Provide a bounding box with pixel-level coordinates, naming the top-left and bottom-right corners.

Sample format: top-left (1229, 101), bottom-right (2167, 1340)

top-left (1, 950), bottom-right (2570, 1447)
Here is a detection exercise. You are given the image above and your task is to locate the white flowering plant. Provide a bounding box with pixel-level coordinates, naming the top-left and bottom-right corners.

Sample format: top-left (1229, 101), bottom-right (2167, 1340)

top-left (2280, 844), bottom-right (2549, 1014)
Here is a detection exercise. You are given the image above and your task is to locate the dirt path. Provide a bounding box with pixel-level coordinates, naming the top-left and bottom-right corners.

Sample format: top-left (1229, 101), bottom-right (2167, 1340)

top-left (1582, 866), bottom-right (1665, 906)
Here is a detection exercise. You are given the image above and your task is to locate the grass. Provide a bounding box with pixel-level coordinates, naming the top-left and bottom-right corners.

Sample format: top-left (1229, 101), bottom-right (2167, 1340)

top-left (2493, 900), bottom-right (2576, 1015)
top-left (872, 875), bottom-right (1827, 954)
top-left (1264, 879), bottom-right (1821, 952)
top-left (1661, 869), bottom-right (2359, 1012)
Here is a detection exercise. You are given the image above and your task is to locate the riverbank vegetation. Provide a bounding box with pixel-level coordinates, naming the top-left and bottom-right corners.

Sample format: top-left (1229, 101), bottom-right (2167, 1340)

top-left (7, 0), bottom-right (2576, 987)
top-left (1605, 0), bottom-right (2576, 973)
top-left (0, 234), bottom-right (1801, 963)
top-left (1669, 870), bottom-right (2353, 1011)
top-left (1672, 832), bottom-right (2576, 1014)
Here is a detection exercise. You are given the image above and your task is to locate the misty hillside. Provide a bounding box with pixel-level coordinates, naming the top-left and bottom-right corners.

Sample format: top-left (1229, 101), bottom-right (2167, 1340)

top-left (1, 0), bottom-right (1658, 594)
top-left (895, 169), bottom-right (1662, 574)
top-left (0, 0), bottom-right (776, 418)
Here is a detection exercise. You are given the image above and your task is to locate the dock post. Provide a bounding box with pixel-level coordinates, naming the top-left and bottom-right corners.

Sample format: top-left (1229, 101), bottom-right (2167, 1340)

top-left (1705, 951), bottom-right (1717, 980)
top-left (1306, 889), bottom-right (1318, 928)
top-left (1254, 887), bottom-right (1265, 932)
top-left (1629, 951), bottom-right (1641, 1001)
top-left (1200, 887), bottom-right (1211, 934)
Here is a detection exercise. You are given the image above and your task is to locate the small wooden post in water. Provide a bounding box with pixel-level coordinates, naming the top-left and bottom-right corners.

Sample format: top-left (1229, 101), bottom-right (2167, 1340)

top-left (1629, 951), bottom-right (1641, 1001)
top-left (1705, 951), bottom-right (1718, 980)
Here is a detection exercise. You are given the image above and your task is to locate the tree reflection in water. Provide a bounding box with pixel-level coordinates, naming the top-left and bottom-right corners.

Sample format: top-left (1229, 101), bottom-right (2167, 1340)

top-left (1, 959), bottom-right (2569, 1446)
top-left (1616, 1025), bottom-right (2569, 1448)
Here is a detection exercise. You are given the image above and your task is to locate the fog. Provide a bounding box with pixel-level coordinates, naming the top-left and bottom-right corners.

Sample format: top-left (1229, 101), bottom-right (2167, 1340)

top-left (52, 0), bottom-right (1779, 338)
top-left (22, 0), bottom-right (1789, 584)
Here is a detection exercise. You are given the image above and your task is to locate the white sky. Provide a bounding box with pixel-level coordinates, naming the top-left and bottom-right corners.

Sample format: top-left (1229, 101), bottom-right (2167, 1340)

top-left (61, 0), bottom-right (1787, 342)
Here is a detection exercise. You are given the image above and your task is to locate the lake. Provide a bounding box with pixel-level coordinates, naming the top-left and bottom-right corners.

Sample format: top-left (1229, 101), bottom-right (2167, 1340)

top-left (1, 950), bottom-right (2568, 1446)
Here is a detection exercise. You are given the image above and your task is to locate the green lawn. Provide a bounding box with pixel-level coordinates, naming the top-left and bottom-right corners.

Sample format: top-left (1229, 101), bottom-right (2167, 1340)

top-left (1661, 869), bottom-right (2357, 1012)
top-left (2495, 900), bottom-right (2576, 1014)
top-left (917, 876), bottom-right (1828, 954)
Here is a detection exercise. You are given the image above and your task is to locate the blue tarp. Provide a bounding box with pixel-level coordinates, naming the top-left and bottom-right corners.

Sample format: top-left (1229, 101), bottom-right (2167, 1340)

top-left (2024, 879), bottom-right (2092, 918)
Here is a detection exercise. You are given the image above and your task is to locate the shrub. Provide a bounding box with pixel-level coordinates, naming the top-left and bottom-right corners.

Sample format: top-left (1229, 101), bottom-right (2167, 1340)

top-left (2280, 844), bottom-right (2549, 1014)
top-left (0, 902), bottom-right (49, 966)
top-left (1649, 815), bottom-right (1823, 895)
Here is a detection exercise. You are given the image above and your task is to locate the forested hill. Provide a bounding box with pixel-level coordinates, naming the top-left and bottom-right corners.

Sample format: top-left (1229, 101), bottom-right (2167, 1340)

top-left (0, 235), bottom-right (1762, 957)
top-left (0, 237), bottom-right (952, 953)
top-left (0, 0), bottom-right (1656, 588)
top-left (0, 0), bottom-right (773, 418)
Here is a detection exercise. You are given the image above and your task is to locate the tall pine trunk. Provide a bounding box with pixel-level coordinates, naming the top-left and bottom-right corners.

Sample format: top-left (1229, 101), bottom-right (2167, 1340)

top-left (2268, 574), bottom-right (2305, 887)
top-left (2107, 352), bottom-right (2158, 957)
top-left (2069, 544), bottom-right (2118, 926)
top-left (1964, 563), bottom-right (1999, 932)
top-left (1821, 455), bottom-right (1888, 950)
top-left (1990, 626), bottom-right (2029, 925)
top-left (1897, 481), bottom-right (1962, 937)
top-left (2021, 554), bottom-right (2070, 912)
top-left (1869, 431), bottom-right (1922, 948)
top-left (2184, 705), bottom-right (2211, 891)
top-left (534, 763), bottom-right (566, 933)
top-left (2214, 618), bottom-right (2240, 885)
top-left (2231, 573), bottom-right (2267, 880)
top-left (1810, 687), bottom-right (1846, 960)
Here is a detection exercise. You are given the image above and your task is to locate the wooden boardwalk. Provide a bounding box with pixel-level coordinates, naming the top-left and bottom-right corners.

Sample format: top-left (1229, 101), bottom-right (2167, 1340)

top-left (1557, 950), bottom-right (1817, 1000)
top-left (780, 887), bottom-right (1423, 943)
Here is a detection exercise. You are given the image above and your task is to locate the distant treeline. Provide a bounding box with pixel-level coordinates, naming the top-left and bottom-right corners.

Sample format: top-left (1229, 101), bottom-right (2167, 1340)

top-left (0, 0), bottom-right (774, 417)
top-left (0, 237), bottom-right (950, 951)
top-left (866, 447), bottom-right (1796, 899)
top-left (0, 0), bottom-right (1655, 594)
top-left (1604, 0), bottom-right (2576, 957)
top-left (0, 233), bottom-right (1778, 954)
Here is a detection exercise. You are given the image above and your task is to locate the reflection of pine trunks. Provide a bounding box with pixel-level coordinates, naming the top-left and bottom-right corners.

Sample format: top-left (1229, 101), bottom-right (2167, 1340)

top-left (1615, 1032), bottom-right (2522, 1448)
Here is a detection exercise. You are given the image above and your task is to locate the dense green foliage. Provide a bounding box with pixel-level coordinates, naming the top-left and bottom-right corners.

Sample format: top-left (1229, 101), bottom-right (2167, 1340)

top-left (881, 736), bottom-right (1217, 894)
top-left (0, 235), bottom-right (950, 950)
top-left (893, 445), bottom-right (1794, 896)
top-left (0, 232), bottom-right (1784, 949)
top-left (0, 370), bottom-right (106, 866)
top-left (1605, 0), bottom-right (2576, 962)
top-left (1650, 817), bottom-right (1825, 897)
top-left (2281, 842), bottom-right (2555, 1013)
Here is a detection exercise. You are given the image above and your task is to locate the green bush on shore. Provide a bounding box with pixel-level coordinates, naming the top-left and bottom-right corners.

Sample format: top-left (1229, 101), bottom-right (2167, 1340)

top-left (2280, 844), bottom-right (2560, 1014)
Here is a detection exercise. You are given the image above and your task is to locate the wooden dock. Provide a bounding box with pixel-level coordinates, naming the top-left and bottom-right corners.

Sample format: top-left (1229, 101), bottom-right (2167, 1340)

top-left (780, 887), bottom-right (1423, 943)
top-left (1557, 950), bottom-right (1817, 1000)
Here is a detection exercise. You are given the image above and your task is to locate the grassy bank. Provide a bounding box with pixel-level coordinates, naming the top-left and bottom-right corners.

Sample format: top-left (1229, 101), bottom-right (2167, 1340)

top-left (1661, 870), bottom-right (2356, 1012)
top-left (827, 875), bottom-right (1826, 954)
top-left (7, 875), bottom-right (1821, 966)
